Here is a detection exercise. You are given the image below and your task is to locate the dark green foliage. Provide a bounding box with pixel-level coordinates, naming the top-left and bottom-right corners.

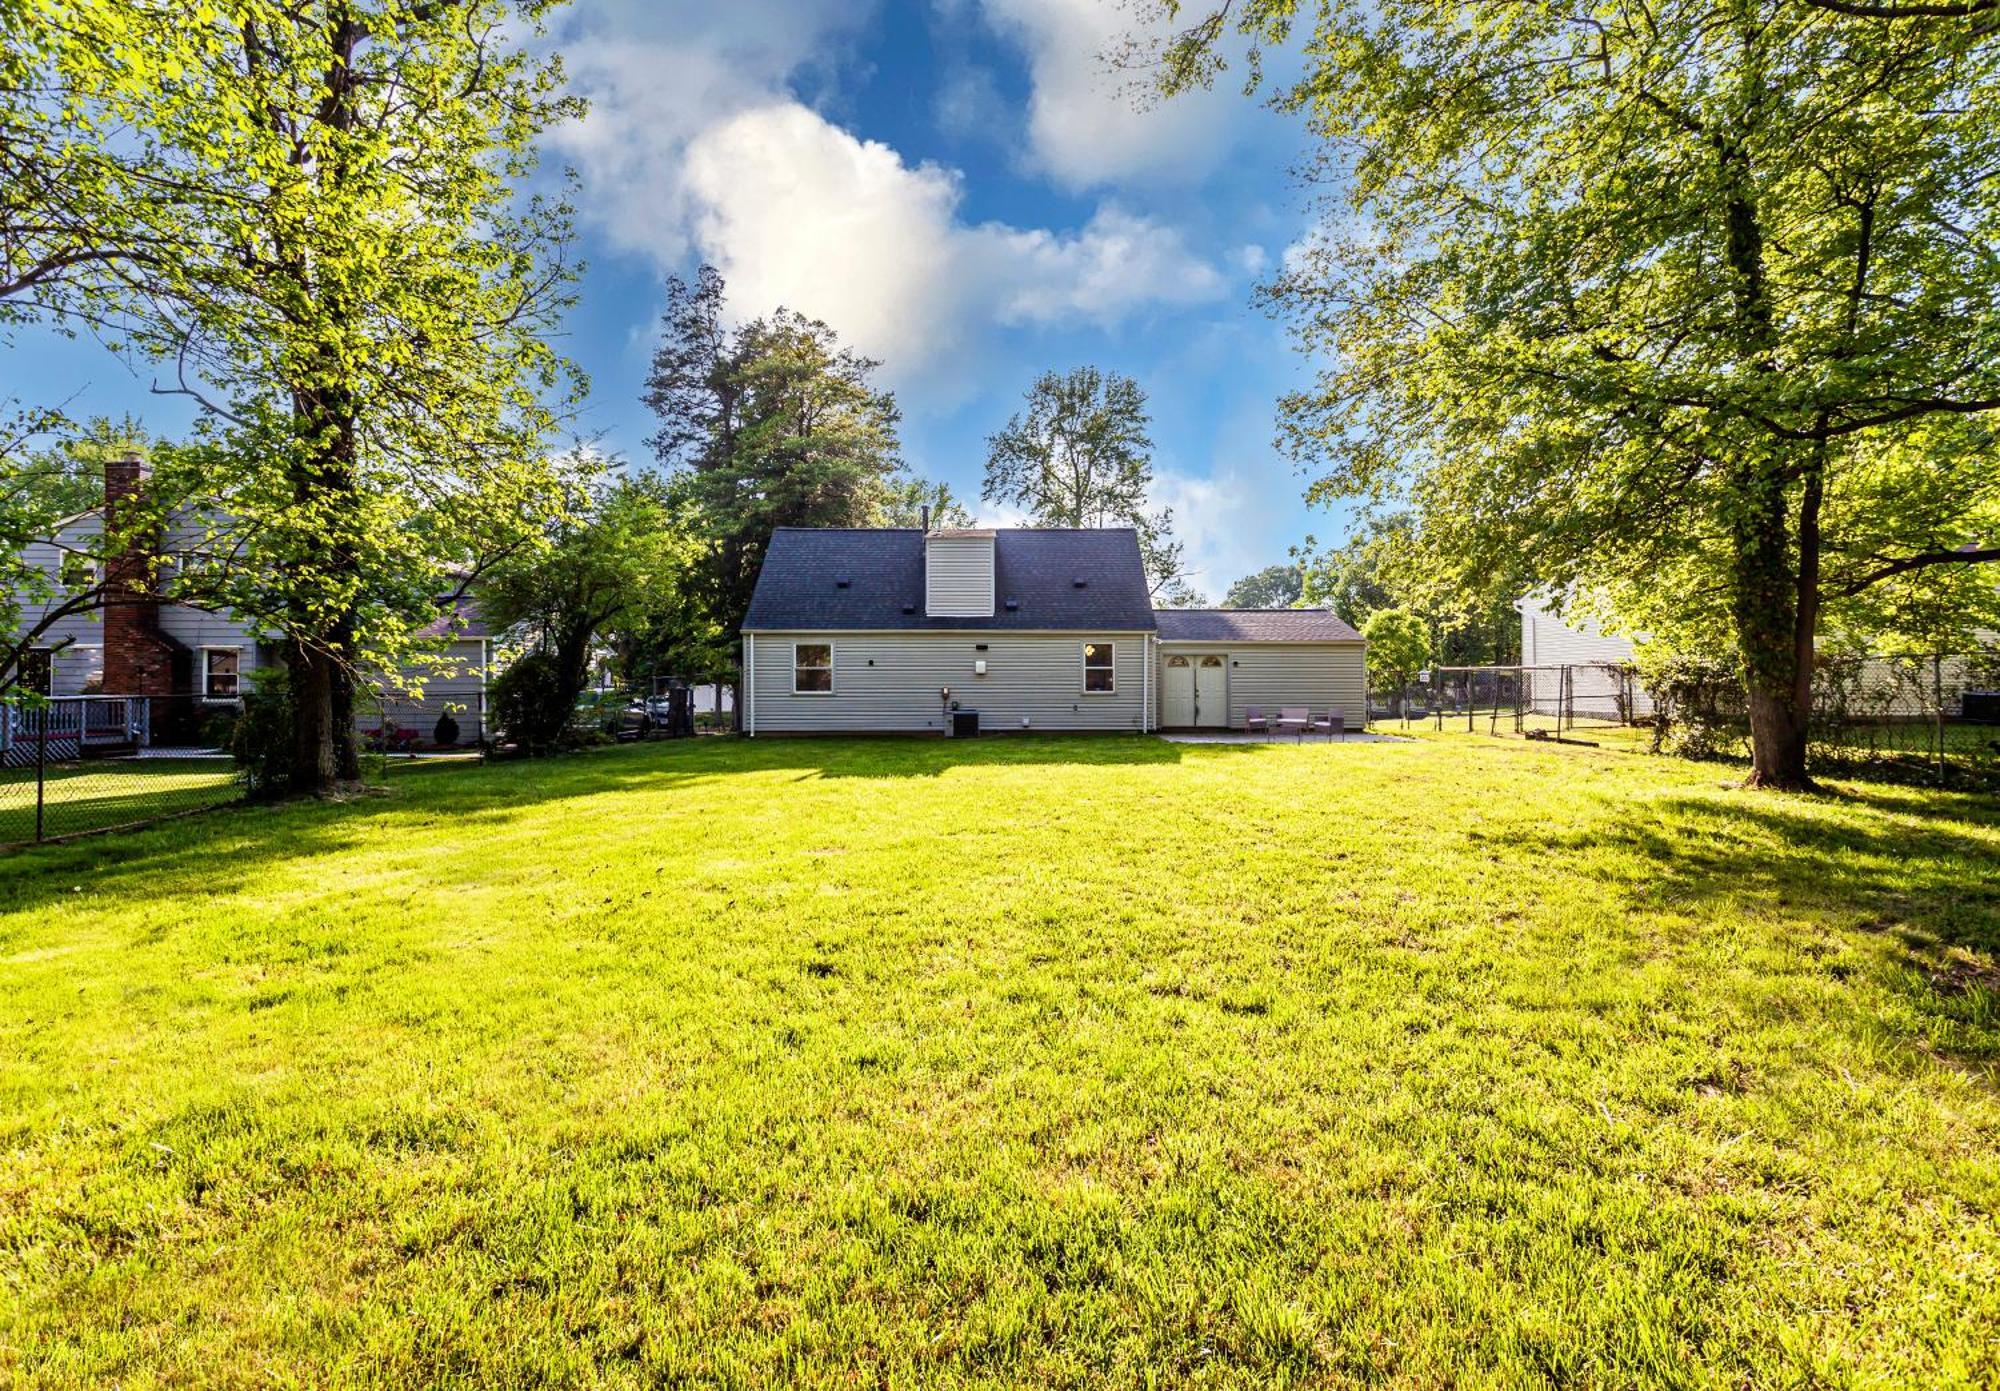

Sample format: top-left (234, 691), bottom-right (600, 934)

top-left (644, 266), bottom-right (903, 676)
top-left (1641, 654), bottom-right (1747, 759)
top-left (229, 666), bottom-right (292, 799)
top-left (490, 650), bottom-right (572, 754)
top-left (1221, 564), bottom-right (1303, 610)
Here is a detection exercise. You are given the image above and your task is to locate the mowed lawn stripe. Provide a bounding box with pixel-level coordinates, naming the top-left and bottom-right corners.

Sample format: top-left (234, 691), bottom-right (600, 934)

top-left (1, 735), bottom-right (1995, 1388)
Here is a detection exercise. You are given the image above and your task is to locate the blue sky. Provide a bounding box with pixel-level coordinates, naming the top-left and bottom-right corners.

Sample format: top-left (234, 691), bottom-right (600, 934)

top-left (9, 0), bottom-right (1351, 601)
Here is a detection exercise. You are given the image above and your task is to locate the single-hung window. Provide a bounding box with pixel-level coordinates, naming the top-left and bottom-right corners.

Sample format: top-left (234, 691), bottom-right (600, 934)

top-left (204, 648), bottom-right (241, 700)
top-left (1082, 642), bottom-right (1115, 693)
top-left (794, 642), bottom-right (833, 694)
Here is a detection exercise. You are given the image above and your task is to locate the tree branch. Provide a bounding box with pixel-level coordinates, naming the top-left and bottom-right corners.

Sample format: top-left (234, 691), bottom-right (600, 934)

top-left (1838, 547), bottom-right (2000, 595)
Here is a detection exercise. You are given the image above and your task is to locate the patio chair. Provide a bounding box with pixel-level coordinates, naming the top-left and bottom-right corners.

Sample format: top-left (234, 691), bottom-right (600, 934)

top-left (1309, 707), bottom-right (1346, 741)
top-left (1275, 706), bottom-right (1310, 740)
top-left (1243, 706), bottom-right (1271, 738)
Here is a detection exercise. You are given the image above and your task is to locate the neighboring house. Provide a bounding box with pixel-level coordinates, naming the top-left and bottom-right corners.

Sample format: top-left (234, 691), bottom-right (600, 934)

top-left (5, 455), bottom-right (492, 745)
top-left (1519, 589), bottom-right (1999, 720)
top-left (740, 525), bottom-right (1366, 734)
top-left (1515, 593), bottom-right (1655, 719)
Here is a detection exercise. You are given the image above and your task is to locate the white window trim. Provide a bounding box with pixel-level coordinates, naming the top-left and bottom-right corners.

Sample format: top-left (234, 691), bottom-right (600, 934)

top-left (792, 640), bottom-right (835, 696)
top-left (200, 646), bottom-right (243, 703)
top-left (1081, 640), bottom-right (1116, 695)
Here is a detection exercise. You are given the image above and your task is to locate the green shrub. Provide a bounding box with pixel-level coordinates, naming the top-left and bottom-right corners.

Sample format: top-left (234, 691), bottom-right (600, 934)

top-left (491, 651), bottom-right (576, 753)
top-left (231, 666), bottom-right (293, 798)
top-left (197, 705), bottom-right (241, 750)
top-left (1638, 653), bottom-right (1746, 759)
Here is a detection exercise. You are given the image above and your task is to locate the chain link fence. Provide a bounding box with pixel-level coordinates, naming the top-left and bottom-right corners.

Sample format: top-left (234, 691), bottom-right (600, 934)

top-left (1381, 652), bottom-right (2000, 785)
top-left (0, 695), bottom-right (244, 847)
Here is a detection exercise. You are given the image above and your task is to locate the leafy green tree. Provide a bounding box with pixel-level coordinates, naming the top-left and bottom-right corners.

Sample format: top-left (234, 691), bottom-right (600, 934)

top-left (8, 2), bottom-right (583, 794)
top-left (482, 474), bottom-right (696, 748)
top-left (0, 3), bottom-right (218, 327)
top-left (983, 366), bottom-right (1194, 600)
top-left (643, 266), bottom-right (904, 721)
top-left (879, 475), bottom-right (975, 529)
top-left (1363, 607), bottom-right (1431, 721)
top-left (1222, 563), bottom-right (1303, 610)
top-left (1148, 1), bottom-right (2000, 788)
top-left (1300, 512), bottom-right (1520, 665)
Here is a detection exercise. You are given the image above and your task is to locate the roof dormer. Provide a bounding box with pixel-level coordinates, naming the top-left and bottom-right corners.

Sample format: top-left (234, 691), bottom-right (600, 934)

top-left (924, 529), bottom-right (995, 618)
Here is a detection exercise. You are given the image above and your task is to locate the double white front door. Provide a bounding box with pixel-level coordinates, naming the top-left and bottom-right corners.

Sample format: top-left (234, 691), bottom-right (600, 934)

top-left (1161, 653), bottom-right (1228, 728)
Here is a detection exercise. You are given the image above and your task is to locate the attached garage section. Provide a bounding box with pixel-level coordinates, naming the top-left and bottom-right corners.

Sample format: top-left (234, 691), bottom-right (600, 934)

top-left (1155, 610), bottom-right (1367, 731)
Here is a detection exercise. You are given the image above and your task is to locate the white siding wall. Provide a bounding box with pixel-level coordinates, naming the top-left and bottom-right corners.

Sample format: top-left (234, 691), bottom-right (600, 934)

top-left (1162, 643), bottom-right (1368, 731)
top-left (1518, 594), bottom-right (1639, 668)
top-left (748, 630), bottom-right (1151, 733)
top-left (364, 638), bottom-right (489, 741)
top-left (1517, 595), bottom-right (1654, 717)
top-left (14, 522), bottom-right (108, 685)
top-left (924, 535), bottom-right (995, 618)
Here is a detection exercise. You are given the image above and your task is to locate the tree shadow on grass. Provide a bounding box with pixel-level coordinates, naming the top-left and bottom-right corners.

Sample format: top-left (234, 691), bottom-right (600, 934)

top-left (1522, 786), bottom-right (2000, 1073)
top-left (0, 734), bottom-right (1263, 918)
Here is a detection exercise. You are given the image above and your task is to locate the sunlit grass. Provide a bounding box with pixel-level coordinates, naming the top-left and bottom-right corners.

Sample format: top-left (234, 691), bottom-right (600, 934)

top-left (1, 735), bottom-right (1996, 1387)
top-left (0, 757), bottom-right (239, 845)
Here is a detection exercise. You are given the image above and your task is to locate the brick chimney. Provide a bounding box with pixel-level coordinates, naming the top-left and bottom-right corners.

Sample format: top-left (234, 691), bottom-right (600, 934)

top-left (100, 453), bottom-right (180, 698)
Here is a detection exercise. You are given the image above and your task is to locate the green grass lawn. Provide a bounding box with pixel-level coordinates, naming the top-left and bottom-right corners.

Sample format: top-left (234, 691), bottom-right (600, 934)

top-left (0, 757), bottom-right (241, 848)
top-left (2, 735), bottom-right (1997, 1388)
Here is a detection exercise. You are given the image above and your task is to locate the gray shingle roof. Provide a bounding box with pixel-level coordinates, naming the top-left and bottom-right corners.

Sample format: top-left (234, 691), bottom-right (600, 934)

top-left (1153, 608), bottom-right (1364, 643)
top-left (743, 527), bottom-right (1157, 632)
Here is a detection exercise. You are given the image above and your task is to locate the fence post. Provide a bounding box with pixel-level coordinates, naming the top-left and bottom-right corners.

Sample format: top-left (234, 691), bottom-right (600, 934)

top-left (34, 701), bottom-right (48, 844)
top-left (1934, 654), bottom-right (1946, 784)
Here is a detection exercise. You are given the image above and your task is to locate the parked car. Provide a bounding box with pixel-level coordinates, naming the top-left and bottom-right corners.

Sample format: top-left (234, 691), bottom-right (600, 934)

top-left (573, 692), bottom-right (654, 741)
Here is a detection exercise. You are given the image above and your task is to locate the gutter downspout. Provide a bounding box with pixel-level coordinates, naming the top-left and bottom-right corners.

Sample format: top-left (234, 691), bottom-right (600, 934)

top-left (743, 635), bottom-right (755, 737)
top-left (1143, 632), bottom-right (1152, 732)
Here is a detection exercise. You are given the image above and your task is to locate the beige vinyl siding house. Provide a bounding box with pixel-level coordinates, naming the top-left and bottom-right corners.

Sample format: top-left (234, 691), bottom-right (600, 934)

top-left (741, 525), bottom-right (1367, 736)
top-left (747, 630), bottom-right (1152, 734)
top-left (1154, 610), bottom-right (1367, 731)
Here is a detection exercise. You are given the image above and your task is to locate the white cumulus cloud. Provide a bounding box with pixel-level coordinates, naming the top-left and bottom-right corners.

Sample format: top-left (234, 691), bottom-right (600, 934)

top-left (547, 4), bottom-right (1230, 385)
top-left (661, 102), bottom-right (1227, 374)
top-left (972, 0), bottom-right (1238, 190)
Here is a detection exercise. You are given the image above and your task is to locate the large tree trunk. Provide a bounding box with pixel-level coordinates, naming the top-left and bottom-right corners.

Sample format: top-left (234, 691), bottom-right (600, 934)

top-left (330, 624), bottom-right (361, 784)
top-left (1729, 451), bottom-right (1815, 791)
top-left (286, 639), bottom-right (341, 793)
top-left (285, 392), bottom-right (365, 795)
